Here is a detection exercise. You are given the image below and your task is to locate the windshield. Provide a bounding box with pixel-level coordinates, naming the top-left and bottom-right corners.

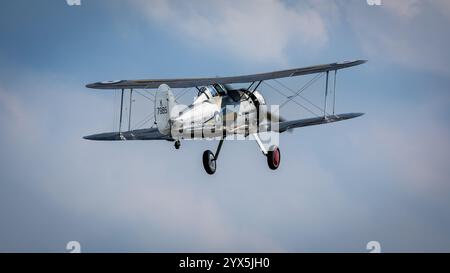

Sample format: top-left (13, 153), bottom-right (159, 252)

top-left (196, 86), bottom-right (218, 103)
top-left (207, 86), bottom-right (218, 97)
top-left (227, 89), bottom-right (245, 102)
top-left (198, 86), bottom-right (221, 99)
top-left (213, 84), bottom-right (227, 95)
top-left (197, 84), bottom-right (227, 99)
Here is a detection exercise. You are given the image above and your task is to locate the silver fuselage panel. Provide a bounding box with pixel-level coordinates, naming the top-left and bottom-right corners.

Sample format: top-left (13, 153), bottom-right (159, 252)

top-left (170, 89), bottom-right (262, 139)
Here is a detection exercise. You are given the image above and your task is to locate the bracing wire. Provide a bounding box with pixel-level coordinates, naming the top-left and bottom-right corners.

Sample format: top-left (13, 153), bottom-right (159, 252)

top-left (263, 81), bottom-right (320, 117)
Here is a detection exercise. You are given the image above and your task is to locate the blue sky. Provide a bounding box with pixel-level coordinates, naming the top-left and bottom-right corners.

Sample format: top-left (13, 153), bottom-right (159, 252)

top-left (1, 0), bottom-right (450, 252)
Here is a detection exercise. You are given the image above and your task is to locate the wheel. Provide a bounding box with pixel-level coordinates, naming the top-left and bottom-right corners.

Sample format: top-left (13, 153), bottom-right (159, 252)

top-left (267, 145), bottom-right (281, 170)
top-left (202, 150), bottom-right (216, 175)
top-left (174, 140), bottom-right (181, 149)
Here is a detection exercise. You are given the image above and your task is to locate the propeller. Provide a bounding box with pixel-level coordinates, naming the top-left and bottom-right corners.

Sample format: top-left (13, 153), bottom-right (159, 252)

top-left (222, 83), bottom-right (292, 133)
top-left (264, 109), bottom-right (293, 133)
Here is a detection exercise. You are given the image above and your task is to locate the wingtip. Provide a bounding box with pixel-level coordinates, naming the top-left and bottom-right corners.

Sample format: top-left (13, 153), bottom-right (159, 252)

top-left (349, 112), bottom-right (365, 119)
top-left (83, 134), bottom-right (99, 140)
top-left (355, 60), bottom-right (368, 65)
top-left (85, 83), bottom-right (97, 89)
top-left (336, 112), bottom-right (365, 120)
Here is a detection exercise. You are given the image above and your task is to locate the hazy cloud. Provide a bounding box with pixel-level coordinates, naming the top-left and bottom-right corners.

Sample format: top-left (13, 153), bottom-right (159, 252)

top-left (383, 0), bottom-right (422, 18)
top-left (358, 121), bottom-right (450, 195)
top-left (133, 0), bottom-right (328, 64)
top-left (345, 0), bottom-right (450, 75)
top-left (384, 0), bottom-right (450, 19)
top-left (131, 0), bottom-right (450, 74)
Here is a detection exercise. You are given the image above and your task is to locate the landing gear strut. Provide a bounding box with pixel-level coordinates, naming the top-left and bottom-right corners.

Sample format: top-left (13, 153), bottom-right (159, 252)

top-left (202, 139), bottom-right (224, 175)
top-left (266, 145), bottom-right (281, 170)
top-left (253, 134), bottom-right (281, 170)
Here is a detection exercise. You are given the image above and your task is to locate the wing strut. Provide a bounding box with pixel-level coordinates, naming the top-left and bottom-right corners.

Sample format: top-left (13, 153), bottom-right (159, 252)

top-left (245, 80), bottom-right (263, 92)
top-left (333, 70), bottom-right (337, 115)
top-left (128, 89), bottom-right (133, 131)
top-left (253, 80), bottom-right (263, 91)
top-left (118, 88), bottom-right (136, 133)
top-left (324, 71), bottom-right (329, 118)
top-left (119, 89), bottom-right (124, 133)
top-left (323, 70), bottom-right (339, 117)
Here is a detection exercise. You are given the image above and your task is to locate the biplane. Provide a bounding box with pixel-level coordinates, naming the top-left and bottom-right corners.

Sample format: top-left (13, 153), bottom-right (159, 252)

top-left (84, 60), bottom-right (366, 174)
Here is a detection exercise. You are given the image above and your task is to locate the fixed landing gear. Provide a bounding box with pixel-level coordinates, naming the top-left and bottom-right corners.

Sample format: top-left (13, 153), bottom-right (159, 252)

top-left (266, 145), bottom-right (281, 170)
top-left (201, 141), bottom-right (280, 174)
top-left (202, 139), bottom-right (224, 175)
top-left (253, 134), bottom-right (281, 171)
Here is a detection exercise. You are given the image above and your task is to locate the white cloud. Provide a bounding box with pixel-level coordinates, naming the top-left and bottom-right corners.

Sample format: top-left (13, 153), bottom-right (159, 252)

top-left (345, 0), bottom-right (450, 75)
top-left (131, 0), bottom-right (450, 74)
top-left (133, 0), bottom-right (328, 64)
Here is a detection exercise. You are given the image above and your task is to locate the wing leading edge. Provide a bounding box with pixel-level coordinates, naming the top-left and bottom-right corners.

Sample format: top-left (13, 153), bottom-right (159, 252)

top-left (86, 60), bottom-right (367, 90)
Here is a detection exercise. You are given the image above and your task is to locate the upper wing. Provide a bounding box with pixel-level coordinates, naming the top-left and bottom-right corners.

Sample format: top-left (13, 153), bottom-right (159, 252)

top-left (276, 113), bottom-right (364, 133)
top-left (83, 127), bottom-right (171, 141)
top-left (86, 60), bottom-right (367, 90)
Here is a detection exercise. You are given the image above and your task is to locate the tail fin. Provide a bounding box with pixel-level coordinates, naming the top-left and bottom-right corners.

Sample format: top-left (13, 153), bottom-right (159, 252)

top-left (155, 84), bottom-right (176, 135)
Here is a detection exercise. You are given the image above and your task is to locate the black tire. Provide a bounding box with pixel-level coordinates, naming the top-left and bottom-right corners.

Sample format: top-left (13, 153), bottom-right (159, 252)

top-left (267, 145), bottom-right (281, 170)
top-left (202, 150), bottom-right (216, 175)
top-left (174, 140), bottom-right (181, 149)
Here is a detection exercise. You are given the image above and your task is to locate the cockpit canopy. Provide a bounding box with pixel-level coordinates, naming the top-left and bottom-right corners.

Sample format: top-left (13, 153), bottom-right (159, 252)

top-left (195, 84), bottom-right (227, 103)
top-left (198, 84), bottom-right (227, 98)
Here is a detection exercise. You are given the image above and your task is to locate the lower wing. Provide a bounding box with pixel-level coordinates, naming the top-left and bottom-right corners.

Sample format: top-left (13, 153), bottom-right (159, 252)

top-left (83, 113), bottom-right (363, 141)
top-left (276, 113), bottom-right (364, 133)
top-left (83, 128), bottom-right (171, 141)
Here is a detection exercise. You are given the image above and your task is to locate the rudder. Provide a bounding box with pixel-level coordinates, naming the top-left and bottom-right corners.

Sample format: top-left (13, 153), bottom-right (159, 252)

top-left (155, 84), bottom-right (176, 135)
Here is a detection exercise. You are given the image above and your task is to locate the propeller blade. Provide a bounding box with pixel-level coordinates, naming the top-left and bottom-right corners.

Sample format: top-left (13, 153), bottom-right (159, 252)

top-left (265, 110), bottom-right (286, 123)
top-left (265, 110), bottom-right (293, 133)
